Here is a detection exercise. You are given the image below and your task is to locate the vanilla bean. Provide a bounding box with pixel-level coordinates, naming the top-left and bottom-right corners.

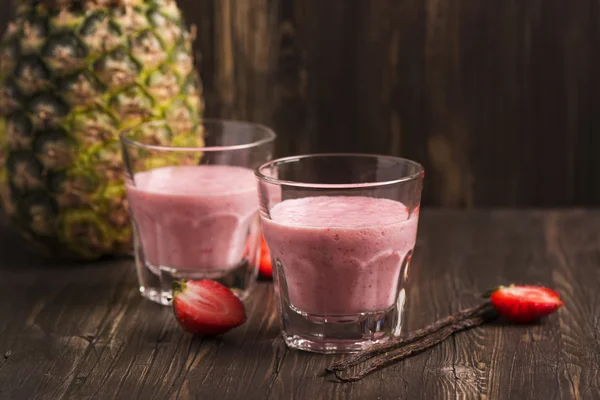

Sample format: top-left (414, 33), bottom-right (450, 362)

top-left (333, 307), bottom-right (498, 382)
top-left (327, 301), bottom-right (494, 373)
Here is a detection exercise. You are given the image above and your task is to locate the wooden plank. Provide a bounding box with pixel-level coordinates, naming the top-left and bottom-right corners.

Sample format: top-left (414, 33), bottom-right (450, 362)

top-left (0, 222), bottom-right (136, 399)
top-left (185, 0), bottom-right (600, 207)
top-left (2, 211), bottom-right (600, 399)
top-left (3, 1), bottom-right (600, 206)
top-left (545, 212), bottom-right (600, 399)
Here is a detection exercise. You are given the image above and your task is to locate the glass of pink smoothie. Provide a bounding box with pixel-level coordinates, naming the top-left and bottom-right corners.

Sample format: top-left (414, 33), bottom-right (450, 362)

top-left (256, 154), bottom-right (424, 353)
top-left (121, 120), bottom-right (276, 305)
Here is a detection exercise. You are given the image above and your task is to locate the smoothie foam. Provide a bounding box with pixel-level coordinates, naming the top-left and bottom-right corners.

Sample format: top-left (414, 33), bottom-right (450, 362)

top-left (262, 196), bottom-right (418, 315)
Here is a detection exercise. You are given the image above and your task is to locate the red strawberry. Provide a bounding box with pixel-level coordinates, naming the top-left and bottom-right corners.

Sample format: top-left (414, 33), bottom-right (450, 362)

top-left (172, 280), bottom-right (247, 336)
top-left (259, 235), bottom-right (273, 279)
top-left (489, 284), bottom-right (564, 324)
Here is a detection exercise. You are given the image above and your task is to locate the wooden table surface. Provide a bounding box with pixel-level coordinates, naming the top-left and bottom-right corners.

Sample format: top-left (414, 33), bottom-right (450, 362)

top-left (1, 210), bottom-right (599, 400)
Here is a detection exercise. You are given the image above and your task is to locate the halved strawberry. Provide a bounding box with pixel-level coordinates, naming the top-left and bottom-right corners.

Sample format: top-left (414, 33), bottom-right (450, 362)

top-left (172, 280), bottom-right (247, 336)
top-left (489, 284), bottom-right (564, 324)
top-left (259, 235), bottom-right (273, 279)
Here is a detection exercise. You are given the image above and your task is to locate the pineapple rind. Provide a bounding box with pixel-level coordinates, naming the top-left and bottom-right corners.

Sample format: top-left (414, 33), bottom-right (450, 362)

top-left (0, 0), bottom-right (204, 259)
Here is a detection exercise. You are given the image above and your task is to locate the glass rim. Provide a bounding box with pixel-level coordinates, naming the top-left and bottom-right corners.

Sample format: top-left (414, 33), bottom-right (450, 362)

top-left (119, 118), bottom-right (277, 152)
top-left (255, 153), bottom-right (425, 189)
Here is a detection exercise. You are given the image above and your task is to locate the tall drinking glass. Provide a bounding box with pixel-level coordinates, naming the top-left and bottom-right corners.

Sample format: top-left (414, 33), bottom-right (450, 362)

top-left (121, 120), bottom-right (276, 305)
top-left (256, 154), bottom-right (424, 353)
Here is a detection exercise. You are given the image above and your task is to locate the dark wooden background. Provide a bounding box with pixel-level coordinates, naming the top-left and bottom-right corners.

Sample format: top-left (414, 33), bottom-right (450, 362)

top-left (3, 0), bottom-right (600, 207)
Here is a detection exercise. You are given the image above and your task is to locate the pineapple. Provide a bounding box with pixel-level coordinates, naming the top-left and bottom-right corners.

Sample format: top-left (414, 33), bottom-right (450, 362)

top-left (0, 0), bottom-right (204, 259)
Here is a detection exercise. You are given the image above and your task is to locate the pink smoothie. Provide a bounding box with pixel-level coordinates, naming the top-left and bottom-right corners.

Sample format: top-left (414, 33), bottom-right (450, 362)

top-left (127, 165), bottom-right (258, 272)
top-left (262, 196), bottom-right (419, 315)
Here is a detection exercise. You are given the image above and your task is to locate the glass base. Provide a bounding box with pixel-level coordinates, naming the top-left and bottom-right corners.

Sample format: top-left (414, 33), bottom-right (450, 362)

top-left (279, 300), bottom-right (404, 354)
top-left (136, 257), bottom-right (257, 306)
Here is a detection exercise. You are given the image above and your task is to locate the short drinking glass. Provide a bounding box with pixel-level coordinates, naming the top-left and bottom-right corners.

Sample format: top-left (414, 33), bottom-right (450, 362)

top-left (256, 154), bottom-right (424, 353)
top-left (121, 120), bottom-right (276, 305)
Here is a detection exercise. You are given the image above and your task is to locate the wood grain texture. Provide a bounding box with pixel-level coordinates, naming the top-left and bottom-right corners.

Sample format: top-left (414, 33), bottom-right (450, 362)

top-left (0, 1), bottom-right (598, 206)
top-left (1, 210), bottom-right (599, 400)
top-left (182, 0), bottom-right (600, 207)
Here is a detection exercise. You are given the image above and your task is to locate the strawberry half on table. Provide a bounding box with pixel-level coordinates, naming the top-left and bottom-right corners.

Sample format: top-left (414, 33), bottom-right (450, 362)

top-left (172, 280), bottom-right (247, 336)
top-left (488, 284), bottom-right (564, 324)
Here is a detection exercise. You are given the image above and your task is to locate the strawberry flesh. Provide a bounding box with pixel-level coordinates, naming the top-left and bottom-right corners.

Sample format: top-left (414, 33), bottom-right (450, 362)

top-left (259, 235), bottom-right (273, 279)
top-left (490, 285), bottom-right (564, 324)
top-left (172, 280), bottom-right (247, 336)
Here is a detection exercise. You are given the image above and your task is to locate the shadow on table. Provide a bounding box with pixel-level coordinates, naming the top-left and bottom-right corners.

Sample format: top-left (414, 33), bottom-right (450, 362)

top-left (486, 317), bottom-right (549, 328)
top-left (1, 215), bottom-right (133, 271)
